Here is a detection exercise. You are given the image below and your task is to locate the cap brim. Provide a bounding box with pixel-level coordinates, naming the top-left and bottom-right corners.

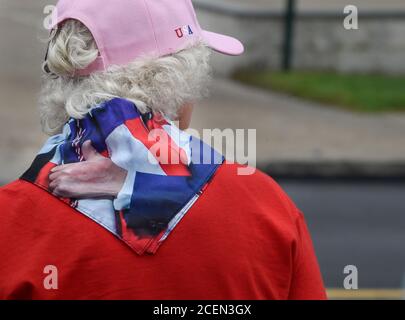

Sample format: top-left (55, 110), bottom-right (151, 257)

top-left (202, 30), bottom-right (244, 56)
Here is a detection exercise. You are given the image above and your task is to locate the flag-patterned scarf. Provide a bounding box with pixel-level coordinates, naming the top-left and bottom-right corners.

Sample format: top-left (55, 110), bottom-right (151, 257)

top-left (21, 98), bottom-right (224, 255)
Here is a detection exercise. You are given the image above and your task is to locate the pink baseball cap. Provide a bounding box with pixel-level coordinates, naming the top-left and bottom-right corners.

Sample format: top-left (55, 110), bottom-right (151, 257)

top-left (50, 0), bottom-right (245, 75)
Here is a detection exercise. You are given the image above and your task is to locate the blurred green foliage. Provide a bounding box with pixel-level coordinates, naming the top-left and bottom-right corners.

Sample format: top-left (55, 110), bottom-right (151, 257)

top-left (233, 71), bottom-right (405, 112)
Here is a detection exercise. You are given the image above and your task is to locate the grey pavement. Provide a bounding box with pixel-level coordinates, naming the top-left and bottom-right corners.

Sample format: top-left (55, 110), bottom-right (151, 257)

top-left (193, 79), bottom-right (405, 169)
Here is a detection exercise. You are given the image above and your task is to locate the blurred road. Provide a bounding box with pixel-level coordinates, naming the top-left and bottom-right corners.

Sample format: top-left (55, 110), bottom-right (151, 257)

top-left (279, 178), bottom-right (405, 290)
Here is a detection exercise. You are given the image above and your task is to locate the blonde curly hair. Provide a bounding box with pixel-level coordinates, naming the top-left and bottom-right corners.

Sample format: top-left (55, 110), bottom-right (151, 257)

top-left (40, 19), bottom-right (212, 135)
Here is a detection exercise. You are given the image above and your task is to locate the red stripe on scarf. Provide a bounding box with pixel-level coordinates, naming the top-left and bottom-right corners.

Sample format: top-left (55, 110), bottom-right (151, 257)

top-left (124, 118), bottom-right (190, 177)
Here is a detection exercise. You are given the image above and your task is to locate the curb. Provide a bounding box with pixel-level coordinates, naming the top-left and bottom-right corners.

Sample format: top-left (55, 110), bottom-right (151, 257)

top-left (258, 161), bottom-right (405, 180)
top-left (1, 163), bottom-right (405, 186)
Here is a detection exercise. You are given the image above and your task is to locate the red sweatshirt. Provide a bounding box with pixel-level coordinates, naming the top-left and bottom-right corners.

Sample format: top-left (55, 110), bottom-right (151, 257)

top-left (0, 163), bottom-right (326, 300)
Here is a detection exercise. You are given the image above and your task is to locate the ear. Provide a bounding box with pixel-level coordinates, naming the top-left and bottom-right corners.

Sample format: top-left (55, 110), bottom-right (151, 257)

top-left (178, 103), bottom-right (194, 130)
